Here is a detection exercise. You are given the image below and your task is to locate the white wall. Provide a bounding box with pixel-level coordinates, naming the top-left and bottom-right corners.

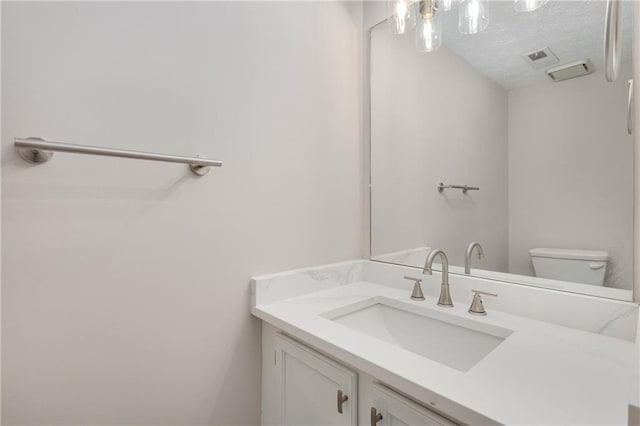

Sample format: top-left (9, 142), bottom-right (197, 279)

top-left (1, 2), bottom-right (363, 424)
top-left (508, 64), bottom-right (634, 289)
top-left (369, 24), bottom-right (509, 270)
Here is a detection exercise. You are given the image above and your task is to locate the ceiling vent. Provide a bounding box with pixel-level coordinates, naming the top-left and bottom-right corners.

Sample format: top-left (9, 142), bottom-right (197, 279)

top-left (522, 47), bottom-right (559, 69)
top-left (547, 59), bottom-right (594, 82)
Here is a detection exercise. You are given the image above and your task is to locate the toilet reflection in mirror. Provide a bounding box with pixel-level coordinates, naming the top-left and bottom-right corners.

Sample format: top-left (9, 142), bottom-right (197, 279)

top-left (369, 0), bottom-right (634, 301)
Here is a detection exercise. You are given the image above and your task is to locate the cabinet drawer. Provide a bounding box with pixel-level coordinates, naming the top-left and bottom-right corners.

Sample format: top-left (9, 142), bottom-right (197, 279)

top-left (370, 384), bottom-right (458, 426)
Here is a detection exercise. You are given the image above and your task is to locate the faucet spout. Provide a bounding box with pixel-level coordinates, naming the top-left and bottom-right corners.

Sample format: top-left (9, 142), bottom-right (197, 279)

top-left (422, 249), bottom-right (449, 284)
top-left (464, 241), bottom-right (485, 275)
top-left (422, 249), bottom-right (453, 307)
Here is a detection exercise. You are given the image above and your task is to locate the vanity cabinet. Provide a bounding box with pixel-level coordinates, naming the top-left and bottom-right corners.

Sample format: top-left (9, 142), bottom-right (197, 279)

top-left (263, 327), bottom-right (461, 426)
top-left (369, 384), bottom-right (456, 426)
top-left (274, 334), bottom-right (358, 426)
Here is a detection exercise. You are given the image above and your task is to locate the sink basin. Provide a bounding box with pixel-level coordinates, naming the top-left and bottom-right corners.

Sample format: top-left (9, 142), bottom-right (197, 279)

top-left (322, 298), bottom-right (512, 372)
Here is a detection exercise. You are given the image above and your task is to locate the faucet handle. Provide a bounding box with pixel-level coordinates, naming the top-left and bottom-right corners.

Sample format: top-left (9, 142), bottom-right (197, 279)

top-left (468, 290), bottom-right (498, 316)
top-left (403, 276), bottom-right (425, 301)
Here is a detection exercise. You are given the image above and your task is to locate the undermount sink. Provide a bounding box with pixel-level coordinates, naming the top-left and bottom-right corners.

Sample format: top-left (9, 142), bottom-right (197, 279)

top-left (322, 298), bottom-right (513, 372)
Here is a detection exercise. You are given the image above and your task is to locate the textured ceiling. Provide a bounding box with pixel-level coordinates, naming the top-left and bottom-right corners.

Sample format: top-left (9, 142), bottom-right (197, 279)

top-left (436, 0), bottom-right (633, 89)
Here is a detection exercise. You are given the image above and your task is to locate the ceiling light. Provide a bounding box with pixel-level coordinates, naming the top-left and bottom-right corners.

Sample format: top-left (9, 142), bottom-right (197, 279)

top-left (416, 0), bottom-right (442, 52)
top-left (388, 0), bottom-right (417, 35)
top-left (438, 0), bottom-right (454, 12)
top-left (513, 0), bottom-right (549, 12)
top-left (458, 0), bottom-right (489, 35)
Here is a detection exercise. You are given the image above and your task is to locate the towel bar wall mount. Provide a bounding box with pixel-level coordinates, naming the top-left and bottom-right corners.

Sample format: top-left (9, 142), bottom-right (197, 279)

top-left (15, 137), bottom-right (223, 176)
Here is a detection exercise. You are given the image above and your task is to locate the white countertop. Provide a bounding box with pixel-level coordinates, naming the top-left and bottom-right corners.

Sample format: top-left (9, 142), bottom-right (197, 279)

top-left (252, 281), bottom-right (635, 425)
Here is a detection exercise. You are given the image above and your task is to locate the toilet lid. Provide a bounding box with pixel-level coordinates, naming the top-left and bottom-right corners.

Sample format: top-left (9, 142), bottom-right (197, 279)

top-left (529, 248), bottom-right (609, 261)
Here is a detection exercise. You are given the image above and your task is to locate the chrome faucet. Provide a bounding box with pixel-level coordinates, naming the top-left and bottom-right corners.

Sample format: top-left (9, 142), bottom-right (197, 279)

top-left (464, 241), bottom-right (485, 275)
top-left (422, 249), bottom-right (453, 307)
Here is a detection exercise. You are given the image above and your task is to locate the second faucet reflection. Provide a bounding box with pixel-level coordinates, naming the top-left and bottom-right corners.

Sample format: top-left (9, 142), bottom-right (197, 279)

top-left (465, 242), bottom-right (485, 275)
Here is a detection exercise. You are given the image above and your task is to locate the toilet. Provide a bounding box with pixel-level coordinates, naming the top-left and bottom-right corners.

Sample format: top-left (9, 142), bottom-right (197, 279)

top-left (528, 248), bottom-right (608, 286)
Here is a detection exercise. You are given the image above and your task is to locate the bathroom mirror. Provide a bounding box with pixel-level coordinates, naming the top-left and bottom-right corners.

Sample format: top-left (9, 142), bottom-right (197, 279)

top-left (369, 0), bottom-right (635, 301)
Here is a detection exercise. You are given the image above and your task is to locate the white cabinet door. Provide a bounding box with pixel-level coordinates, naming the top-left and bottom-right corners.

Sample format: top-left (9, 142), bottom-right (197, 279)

top-left (275, 334), bottom-right (357, 426)
top-left (370, 384), bottom-right (457, 426)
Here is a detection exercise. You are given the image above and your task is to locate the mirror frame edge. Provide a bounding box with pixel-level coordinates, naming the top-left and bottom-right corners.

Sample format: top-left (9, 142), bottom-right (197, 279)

top-left (632, 0), bottom-right (639, 304)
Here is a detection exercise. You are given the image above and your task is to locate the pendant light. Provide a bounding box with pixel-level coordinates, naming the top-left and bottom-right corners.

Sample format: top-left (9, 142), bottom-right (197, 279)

top-left (458, 0), bottom-right (489, 34)
top-left (387, 0), bottom-right (417, 35)
top-left (513, 0), bottom-right (549, 12)
top-left (415, 0), bottom-right (442, 52)
top-left (439, 0), bottom-right (454, 12)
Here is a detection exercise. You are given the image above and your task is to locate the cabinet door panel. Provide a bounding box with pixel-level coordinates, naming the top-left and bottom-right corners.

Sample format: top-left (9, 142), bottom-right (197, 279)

top-left (275, 334), bottom-right (357, 426)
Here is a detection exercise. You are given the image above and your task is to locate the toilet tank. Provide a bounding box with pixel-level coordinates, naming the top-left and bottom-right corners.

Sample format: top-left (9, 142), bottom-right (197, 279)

top-left (528, 248), bottom-right (608, 286)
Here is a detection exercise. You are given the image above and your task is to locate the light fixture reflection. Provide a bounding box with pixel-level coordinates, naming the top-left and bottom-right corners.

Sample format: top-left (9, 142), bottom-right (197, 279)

top-left (513, 0), bottom-right (549, 12)
top-left (458, 0), bottom-right (489, 34)
top-left (438, 0), bottom-right (454, 12)
top-left (416, 0), bottom-right (442, 52)
top-left (387, 0), bottom-right (417, 35)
